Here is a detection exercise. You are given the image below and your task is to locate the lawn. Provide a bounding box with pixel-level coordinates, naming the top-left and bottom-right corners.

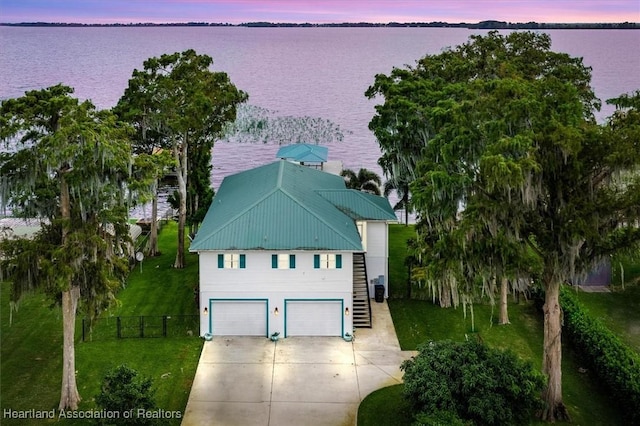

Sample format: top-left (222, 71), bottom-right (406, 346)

top-left (570, 285), bottom-right (640, 352)
top-left (387, 223), bottom-right (417, 299)
top-left (359, 224), bottom-right (634, 426)
top-left (1, 221), bottom-right (202, 426)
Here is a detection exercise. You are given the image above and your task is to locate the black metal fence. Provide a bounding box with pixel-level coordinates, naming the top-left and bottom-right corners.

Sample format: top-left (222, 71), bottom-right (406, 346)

top-left (81, 315), bottom-right (199, 342)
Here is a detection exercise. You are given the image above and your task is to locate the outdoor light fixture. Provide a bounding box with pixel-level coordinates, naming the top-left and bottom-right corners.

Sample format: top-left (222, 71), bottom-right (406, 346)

top-left (345, 307), bottom-right (350, 316)
top-left (274, 307), bottom-right (279, 316)
top-left (203, 307), bottom-right (208, 315)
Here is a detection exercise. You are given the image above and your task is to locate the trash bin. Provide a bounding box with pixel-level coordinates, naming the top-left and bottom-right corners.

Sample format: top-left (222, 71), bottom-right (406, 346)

top-left (374, 284), bottom-right (385, 303)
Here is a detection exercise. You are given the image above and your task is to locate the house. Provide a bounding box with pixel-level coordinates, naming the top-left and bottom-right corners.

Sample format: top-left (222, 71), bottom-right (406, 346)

top-left (276, 143), bottom-right (343, 175)
top-left (0, 218), bottom-right (142, 258)
top-left (190, 160), bottom-right (397, 338)
top-left (276, 143), bottom-right (328, 169)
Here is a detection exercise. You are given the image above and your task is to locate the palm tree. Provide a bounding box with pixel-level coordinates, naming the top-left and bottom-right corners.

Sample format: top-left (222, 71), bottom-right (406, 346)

top-left (383, 177), bottom-right (412, 225)
top-left (340, 168), bottom-right (382, 195)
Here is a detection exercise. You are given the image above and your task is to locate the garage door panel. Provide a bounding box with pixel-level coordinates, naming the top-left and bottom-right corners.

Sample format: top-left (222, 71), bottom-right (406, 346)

top-left (286, 300), bottom-right (342, 337)
top-left (211, 300), bottom-right (267, 336)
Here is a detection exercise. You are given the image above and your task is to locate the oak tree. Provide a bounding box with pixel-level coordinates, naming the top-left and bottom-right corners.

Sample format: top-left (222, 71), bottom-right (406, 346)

top-left (0, 85), bottom-right (132, 410)
top-left (117, 49), bottom-right (247, 268)
top-left (367, 31), bottom-right (640, 421)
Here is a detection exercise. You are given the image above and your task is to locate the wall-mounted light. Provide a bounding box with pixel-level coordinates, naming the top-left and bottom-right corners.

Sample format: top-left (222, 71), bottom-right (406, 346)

top-left (274, 307), bottom-right (279, 316)
top-left (345, 307), bottom-right (350, 316)
top-left (203, 307), bottom-right (208, 315)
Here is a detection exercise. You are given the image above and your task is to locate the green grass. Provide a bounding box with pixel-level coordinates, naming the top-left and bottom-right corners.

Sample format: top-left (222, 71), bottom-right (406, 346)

top-left (611, 251), bottom-right (640, 287)
top-left (570, 285), bottom-right (640, 352)
top-left (387, 224), bottom-right (416, 299)
top-left (358, 224), bottom-right (633, 426)
top-left (1, 221), bottom-right (202, 426)
top-left (357, 384), bottom-right (413, 426)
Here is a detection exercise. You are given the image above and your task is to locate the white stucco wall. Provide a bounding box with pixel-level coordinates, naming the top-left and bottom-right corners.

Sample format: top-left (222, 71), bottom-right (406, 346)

top-left (197, 251), bottom-right (353, 337)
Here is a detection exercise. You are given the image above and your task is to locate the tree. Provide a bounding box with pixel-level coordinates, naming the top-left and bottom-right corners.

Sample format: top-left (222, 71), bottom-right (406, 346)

top-left (117, 49), bottom-right (247, 268)
top-left (367, 31), bottom-right (640, 421)
top-left (0, 85), bottom-right (132, 410)
top-left (113, 94), bottom-right (175, 258)
top-left (401, 340), bottom-right (545, 425)
top-left (383, 176), bottom-right (412, 225)
top-left (340, 168), bottom-right (382, 195)
top-left (95, 365), bottom-right (157, 425)
top-left (129, 150), bottom-right (175, 256)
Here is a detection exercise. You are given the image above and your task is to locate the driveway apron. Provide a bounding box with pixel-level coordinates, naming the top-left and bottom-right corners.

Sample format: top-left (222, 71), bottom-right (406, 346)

top-left (182, 301), bottom-right (416, 426)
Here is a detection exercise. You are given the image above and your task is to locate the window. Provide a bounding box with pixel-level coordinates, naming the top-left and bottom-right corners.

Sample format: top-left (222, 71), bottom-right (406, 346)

top-left (272, 254), bottom-right (296, 269)
top-left (313, 253), bottom-right (342, 269)
top-left (217, 253), bottom-right (246, 269)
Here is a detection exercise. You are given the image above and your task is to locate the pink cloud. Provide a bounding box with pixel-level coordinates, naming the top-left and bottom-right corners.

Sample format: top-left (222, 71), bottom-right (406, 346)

top-left (1, 0), bottom-right (638, 24)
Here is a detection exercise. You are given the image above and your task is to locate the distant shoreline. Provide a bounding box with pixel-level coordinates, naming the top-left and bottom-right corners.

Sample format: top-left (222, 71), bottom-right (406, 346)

top-left (1, 20), bottom-right (638, 29)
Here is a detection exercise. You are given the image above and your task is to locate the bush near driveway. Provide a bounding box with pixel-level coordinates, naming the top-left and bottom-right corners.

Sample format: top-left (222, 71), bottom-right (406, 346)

top-left (401, 340), bottom-right (545, 426)
top-left (95, 365), bottom-right (157, 425)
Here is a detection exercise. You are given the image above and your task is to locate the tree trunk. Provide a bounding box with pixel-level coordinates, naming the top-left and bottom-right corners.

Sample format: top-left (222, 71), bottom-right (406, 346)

top-left (149, 178), bottom-right (159, 256)
top-left (407, 264), bottom-right (412, 299)
top-left (499, 276), bottom-right (510, 325)
top-left (174, 138), bottom-right (187, 269)
top-left (541, 279), bottom-right (570, 421)
top-left (59, 286), bottom-right (81, 410)
top-left (439, 285), bottom-right (452, 308)
top-left (58, 173), bottom-right (81, 410)
top-left (404, 193), bottom-right (409, 226)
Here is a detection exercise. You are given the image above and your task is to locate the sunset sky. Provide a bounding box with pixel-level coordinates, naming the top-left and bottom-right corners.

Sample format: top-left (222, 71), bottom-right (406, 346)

top-left (1, 0), bottom-right (638, 24)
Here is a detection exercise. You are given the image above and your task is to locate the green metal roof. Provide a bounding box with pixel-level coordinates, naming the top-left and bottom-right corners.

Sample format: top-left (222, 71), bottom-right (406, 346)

top-left (190, 161), bottom-right (367, 251)
top-left (190, 161), bottom-right (397, 251)
top-left (315, 190), bottom-right (398, 221)
top-left (276, 144), bottom-right (328, 163)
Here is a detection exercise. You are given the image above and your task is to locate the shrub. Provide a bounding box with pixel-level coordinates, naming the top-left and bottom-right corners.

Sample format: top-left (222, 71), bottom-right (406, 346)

top-left (401, 340), bottom-right (545, 426)
top-left (95, 364), bottom-right (159, 425)
top-left (561, 287), bottom-right (640, 424)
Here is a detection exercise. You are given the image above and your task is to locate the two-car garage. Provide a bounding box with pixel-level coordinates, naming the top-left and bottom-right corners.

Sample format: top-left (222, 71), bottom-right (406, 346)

top-left (207, 299), bottom-right (344, 337)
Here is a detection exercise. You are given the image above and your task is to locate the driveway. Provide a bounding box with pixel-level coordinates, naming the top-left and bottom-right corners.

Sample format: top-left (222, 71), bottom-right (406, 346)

top-left (181, 301), bottom-right (417, 426)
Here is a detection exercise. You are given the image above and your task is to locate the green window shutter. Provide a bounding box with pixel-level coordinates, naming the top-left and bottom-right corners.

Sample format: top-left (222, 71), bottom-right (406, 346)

top-left (218, 254), bottom-right (224, 268)
top-left (240, 254), bottom-right (246, 269)
top-left (289, 254), bottom-right (296, 269)
top-left (314, 254), bottom-right (320, 269)
top-left (336, 254), bottom-right (342, 269)
top-left (272, 254), bottom-right (278, 269)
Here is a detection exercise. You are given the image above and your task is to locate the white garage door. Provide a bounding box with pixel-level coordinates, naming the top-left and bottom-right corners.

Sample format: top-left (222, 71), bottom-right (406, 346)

top-left (210, 300), bottom-right (268, 336)
top-left (285, 300), bottom-right (343, 337)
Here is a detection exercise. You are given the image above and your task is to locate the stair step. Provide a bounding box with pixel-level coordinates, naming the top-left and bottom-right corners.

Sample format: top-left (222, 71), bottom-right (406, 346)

top-left (352, 253), bottom-right (371, 329)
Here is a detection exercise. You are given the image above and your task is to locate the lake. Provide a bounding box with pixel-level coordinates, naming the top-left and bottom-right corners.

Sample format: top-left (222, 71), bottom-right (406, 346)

top-left (1, 26), bottom-right (639, 193)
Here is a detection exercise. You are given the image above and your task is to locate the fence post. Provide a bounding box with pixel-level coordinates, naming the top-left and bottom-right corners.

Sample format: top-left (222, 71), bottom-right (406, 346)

top-left (163, 316), bottom-right (167, 337)
top-left (117, 317), bottom-right (121, 339)
top-left (140, 316), bottom-right (144, 338)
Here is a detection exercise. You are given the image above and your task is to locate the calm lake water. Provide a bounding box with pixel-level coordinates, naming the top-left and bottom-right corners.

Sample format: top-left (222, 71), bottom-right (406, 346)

top-left (1, 27), bottom-right (639, 193)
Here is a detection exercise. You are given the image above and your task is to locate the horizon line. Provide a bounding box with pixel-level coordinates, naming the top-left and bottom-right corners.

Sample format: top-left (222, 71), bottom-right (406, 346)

top-left (2, 20), bottom-right (638, 26)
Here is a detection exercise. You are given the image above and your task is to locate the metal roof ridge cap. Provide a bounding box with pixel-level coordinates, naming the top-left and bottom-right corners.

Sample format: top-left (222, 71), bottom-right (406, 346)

top-left (277, 159), bottom-right (285, 187)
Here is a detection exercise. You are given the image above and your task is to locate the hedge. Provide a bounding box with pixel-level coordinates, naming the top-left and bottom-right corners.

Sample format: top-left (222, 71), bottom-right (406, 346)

top-left (561, 287), bottom-right (640, 423)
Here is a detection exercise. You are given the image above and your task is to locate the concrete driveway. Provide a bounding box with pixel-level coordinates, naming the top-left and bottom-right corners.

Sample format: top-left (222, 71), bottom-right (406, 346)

top-left (181, 301), bottom-right (416, 426)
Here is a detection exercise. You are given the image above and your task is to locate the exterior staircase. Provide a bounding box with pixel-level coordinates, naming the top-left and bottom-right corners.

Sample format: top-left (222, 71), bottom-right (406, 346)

top-left (352, 252), bottom-right (372, 328)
